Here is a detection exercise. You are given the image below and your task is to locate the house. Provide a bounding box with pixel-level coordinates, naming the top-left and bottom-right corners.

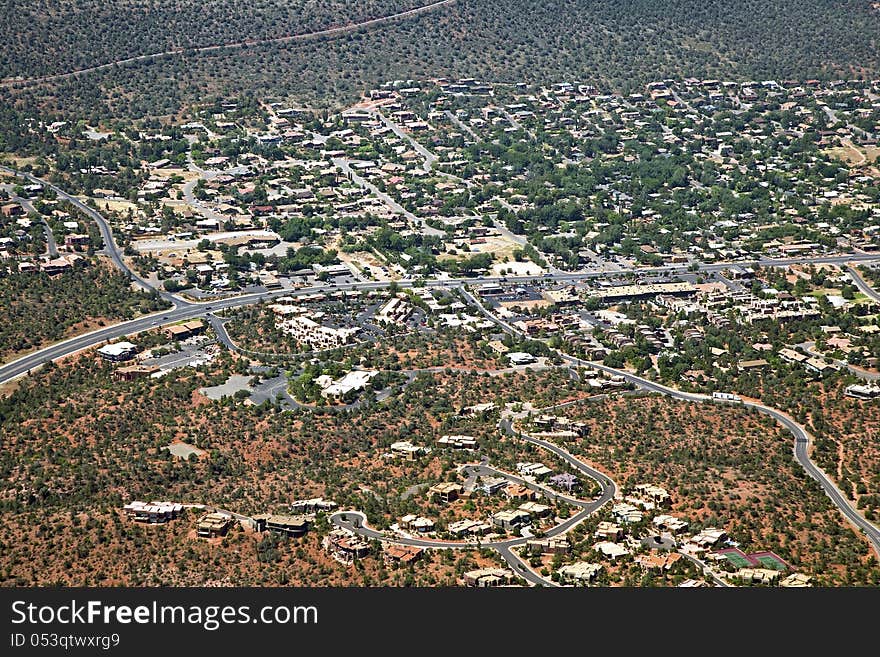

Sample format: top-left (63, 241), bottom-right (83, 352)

top-left (64, 233), bottom-right (90, 247)
top-left (428, 482), bottom-right (464, 503)
top-left (503, 484), bottom-right (536, 502)
top-left (113, 365), bottom-right (159, 381)
top-left (635, 552), bottom-right (683, 572)
top-left (447, 519), bottom-right (492, 537)
top-left (780, 573), bottom-right (812, 587)
top-left (517, 502), bottom-right (551, 519)
top-left (197, 512), bottom-right (233, 538)
top-left (253, 514), bottom-right (309, 537)
top-left (399, 515), bottom-right (435, 533)
top-left (383, 544), bottom-right (423, 565)
top-left (688, 528), bottom-right (728, 550)
top-left (517, 462), bottom-right (553, 479)
top-left (595, 521), bottom-right (624, 541)
top-left (526, 536), bottom-right (571, 555)
top-left (611, 502), bottom-right (643, 524)
top-left (458, 402), bottom-right (496, 416)
top-left (1, 203), bottom-right (24, 217)
top-left (122, 501), bottom-right (183, 523)
top-left (491, 509), bottom-right (532, 531)
top-left (97, 341), bottom-right (138, 362)
top-left (462, 568), bottom-right (515, 587)
top-left (736, 568), bottom-right (781, 585)
top-left (557, 562), bottom-right (603, 584)
top-left (652, 514), bottom-right (689, 534)
top-left (479, 477), bottom-right (509, 495)
top-left (390, 441), bottom-right (427, 460)
top-left (508, 351), bottom-right (537, 365)
top-left (289, 498), bottom-right (336, 515)
top-left (437, 435), bottom-right (477, 449)
top-left (844, 383), bottom-right (880, 400)
top-left (593, 541), bottom-right (631, 560)
top-left (326, 529), bottom-right (371, 563)
top-left (633, 483), bottom-right (672, 508)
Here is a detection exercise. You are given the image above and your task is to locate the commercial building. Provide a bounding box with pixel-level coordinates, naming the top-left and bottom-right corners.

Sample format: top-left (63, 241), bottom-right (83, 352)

top-left (113, 365), bottom-right (159, 381)
top-left (164, 320), bottom-right (205, 341)
top-left (97, 341), bottom-right (138, 362)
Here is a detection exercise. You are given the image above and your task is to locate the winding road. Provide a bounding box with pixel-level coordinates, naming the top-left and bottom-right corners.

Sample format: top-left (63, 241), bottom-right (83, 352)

top-left (463, 287), bottom-right (880, 560)
top-left (331, 415), bottom-right (618, 587)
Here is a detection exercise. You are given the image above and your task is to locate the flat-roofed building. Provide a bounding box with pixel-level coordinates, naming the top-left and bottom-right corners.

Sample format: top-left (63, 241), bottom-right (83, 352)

top-left (197, 512), bottom-right (233, 538)
top-left (526, 536), bottom-right (571, 555)
top-left (325, 529), bottom-right (371, 563)
top-left (164, 320), bottom-right (205, 341)
top-left (97, 341), bottom-right (138, 362)
top-left (399, 515), bottom-right (435, 533)
top-left (290, 498), bottom-right (337, 515)
top-left (633, 483), bottom-right (672, 508)
top-left (652, 514), bottom-right (689, 534)
top-left (123, 501), bottom-right (183, 523)
top-left (480, 476), bottom-right (508, 495)
top-left (517, 501), bottom-right (551, 519)
top-left (437, 435), bottom-right (477, 449)
top-left (558, 562), bottom-right (603, 584)
top-left (593, 541), bottom-right (631, 560)
top-left (428, 482), bottom-right (464, 503)
top-left (462, 568), bottom-right (515, 587)
top-left (448, 519), bottom-right (491, 537)
top-left (736, 568), bottom-right (781, 585)
top-left (595, 521), bottom-right (624, 541)
top-left (492, 509), bottom-right (531, 531)
top-left (113, 365), bottom-right (159, 381)
top-left (253, 514), bottom-right (309, 537)
top-left (390, 441), bottom-right (427, 460)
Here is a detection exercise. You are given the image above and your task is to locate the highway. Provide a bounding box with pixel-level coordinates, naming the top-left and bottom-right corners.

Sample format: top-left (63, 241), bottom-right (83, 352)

top-left (2, 168), bottom-right (878, 562)
top-left (845, 263), bottom-right (880, 303)
top-left (3, 249), bottom-right (880, 385)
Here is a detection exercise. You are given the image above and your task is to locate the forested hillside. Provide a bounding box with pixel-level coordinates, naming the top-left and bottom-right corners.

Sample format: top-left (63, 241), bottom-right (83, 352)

top-left (2, 0), bottom-right (879, 117)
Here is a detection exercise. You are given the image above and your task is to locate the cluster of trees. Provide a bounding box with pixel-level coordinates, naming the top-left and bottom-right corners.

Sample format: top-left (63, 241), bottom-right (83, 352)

top-left (5, 1), bottom-right (880, 120)
top-left (0, 260), bottom-right (169, 360)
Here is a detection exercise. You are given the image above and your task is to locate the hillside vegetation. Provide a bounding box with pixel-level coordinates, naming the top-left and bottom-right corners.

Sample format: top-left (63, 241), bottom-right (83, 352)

top-left (2, 0), bottom-right (880, 118)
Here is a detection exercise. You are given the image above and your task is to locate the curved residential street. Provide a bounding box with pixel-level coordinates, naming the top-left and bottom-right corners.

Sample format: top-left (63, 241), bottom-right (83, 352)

top-left (463, 287), bottom-right (880, 560)
top-left (330, 415), bottom-right (619, 586)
